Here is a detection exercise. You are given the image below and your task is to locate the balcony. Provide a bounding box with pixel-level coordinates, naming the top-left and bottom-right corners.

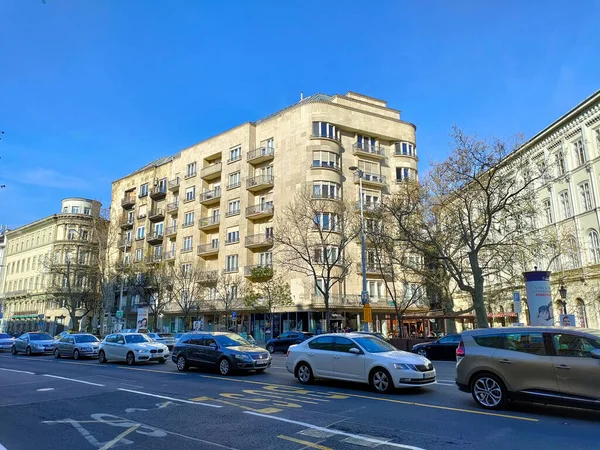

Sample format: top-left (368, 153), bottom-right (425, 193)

top-left (198, 270), bottom-right (218, 286)
top-left (244, 264), bottom-right (273, 279)
top-left (357, 263), bottom-right (393, 276)
top-left (121, 195), bottom-right (136, 209)
top-left (148, 208), bottom-right (165, 222)
top-left (246, 174), bottom-right (274, 192)
top-left (168, 178), bottom-right (180, 191)
top-left (310, 294), bottom-right (354, 308)
top-left (163, 250), bottom-right (176, 261)
top-left (353, 172), bottom-right (386, 187)
top-left (150, 186), bottom-right (167, 200)
top-left (199, 187), bottom-right (221, 205)
top-left (352, 142), bottom-right (386, 159)
top-left (165, 225), bottom-right (177, 237)
top-left (120, 237), bottom-right (133, 249)
top-left (225, 208), bottom-right (240, 218)
top-left (197, 242), bottom-right (219, 257)
top-left (198, 216), bottom-right (220, 231)
top-left (245, 233), bottom-right (273, 249)
top-left (145, 254), bottom-right (163, 265)
top-left (137, 211), bottom-right (147, 221)
top-left (245, 202), bottom-right (274, 219)
top-left (119, 217), bottom-right (134, 229)
top-left (200, 162), bottom-right (222, 180)
top-left (146, 232), bottom-right (164, 244)
top-left (166, 201), bottom-right (179, 215)
top-left (355, 201), bottom-right (382, 213)
top-left (247, 146), bottom-right (274, 165)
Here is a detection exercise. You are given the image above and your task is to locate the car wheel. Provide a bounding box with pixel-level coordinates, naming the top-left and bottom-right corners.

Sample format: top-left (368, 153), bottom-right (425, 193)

top-left (126, 352), bottom-right (135, 365)
top-left (73, 349), bottom-right (80, 360)
top-left (370, 368), bottom-right (393, 394)
top-left (54, 348), bottom-right (61, 359)
top-left (98, 350), bottom-right (107, 363)
top-left (296, 363), bottom-right (314, 385)
top-left (218, 358), bottom-right (231, 375)
top-left (176, 355), bottom-right (188, 371)
top-left (417, 348), bottom-right (428, 358)
top-left (471, 373), bottom-right (507, 410)
top-left (11, 346), bottom-right (18, 355)
top-left (25, 346), bottom-right (32, 356)
top-left (267, 344), bottom-right (275, 354)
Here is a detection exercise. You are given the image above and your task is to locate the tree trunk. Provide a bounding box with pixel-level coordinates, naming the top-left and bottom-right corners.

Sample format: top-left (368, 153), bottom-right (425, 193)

top-left (324, 293), bottom-right (330, 333)
top-left (468, 253), bottom-right (488, 328)
top-left (69, 311), bottom-right (79, 332)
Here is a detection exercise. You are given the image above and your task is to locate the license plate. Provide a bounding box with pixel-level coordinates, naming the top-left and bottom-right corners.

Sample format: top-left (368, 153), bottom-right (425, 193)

top-left (256, 360), bottom-right (268, 365)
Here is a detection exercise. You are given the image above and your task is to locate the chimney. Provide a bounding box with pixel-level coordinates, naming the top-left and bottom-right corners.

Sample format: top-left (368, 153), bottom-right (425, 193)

top-left (300, 92), bottom-right (304, 101)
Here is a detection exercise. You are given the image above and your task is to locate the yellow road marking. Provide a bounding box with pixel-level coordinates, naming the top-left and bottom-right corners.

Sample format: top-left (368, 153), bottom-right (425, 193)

top-left (209, 397), bottom-right (282, 414)
top-left (277, 435), bottom-right (332, 450)
top-left (242, 389), bottom-right (321, 405)
top-left (190, 396), bottom-right (212, 402)
top-left (98, 425), bottom-right (139, 450)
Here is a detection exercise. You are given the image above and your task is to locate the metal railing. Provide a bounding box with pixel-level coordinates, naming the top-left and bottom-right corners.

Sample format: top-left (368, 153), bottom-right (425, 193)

top-left (247, 146), bottom-right (274, 162)
top-left (166, 201), bottom-right (179, 212)
top-left (352, 142), bottom-right (385, 157)
top-left (245, 234), bottom-right (273, 247)
top-left (244, 264), bottom-right (273, 276)
top-left (246, 175), bottom-right (274, 189)
top-left (354, 172), bottom-right (386, 184)
top-left (168, 178), bottom-right (180, 190)
top-left (198, 187), bottom-right (221, 202)
top-left (198, 242), bottom-right (219, 254)
top-left (245, 203), bottom-right (274, 216)
top-left (198, 216), bottom-right (220, 228)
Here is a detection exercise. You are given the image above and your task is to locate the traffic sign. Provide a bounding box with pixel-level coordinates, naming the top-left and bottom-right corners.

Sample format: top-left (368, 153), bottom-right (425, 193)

top-left (363, 304), bottom-right (372, 323)
top-left (116, 310), bottom-right (123, 319)
top-left (232, 311), bottom-right (237, 319)
top-left (513, 292), bottom-right (522, 314)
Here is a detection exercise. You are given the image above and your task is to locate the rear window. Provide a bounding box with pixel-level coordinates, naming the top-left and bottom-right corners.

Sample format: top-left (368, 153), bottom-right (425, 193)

top-left (473, 334), bottom-right (503, 349)
top-left (308, 336), bottom-right (334, 351)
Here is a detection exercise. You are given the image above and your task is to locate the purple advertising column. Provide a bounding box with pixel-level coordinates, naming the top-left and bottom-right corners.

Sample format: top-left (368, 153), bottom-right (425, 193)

top-left (523, 270), bottom-right (553, 326)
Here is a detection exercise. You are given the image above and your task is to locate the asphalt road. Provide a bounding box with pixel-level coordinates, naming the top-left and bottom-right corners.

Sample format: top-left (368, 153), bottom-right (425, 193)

top-left (0, 352), bottom-right (598, 450)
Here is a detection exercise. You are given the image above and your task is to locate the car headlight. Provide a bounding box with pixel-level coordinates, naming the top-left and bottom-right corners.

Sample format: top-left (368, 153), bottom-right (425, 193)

top-left (235, 354), bottom-right (252, 361)
top-left (33, 345), bottom-right (44, 349)
top-left (393, 363), bottom-right (418, 370)
top-left (135, 349), bottom-right (149, 353)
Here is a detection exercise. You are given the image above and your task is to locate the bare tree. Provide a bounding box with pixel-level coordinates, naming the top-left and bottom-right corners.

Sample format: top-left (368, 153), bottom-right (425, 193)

top-left (273, 188), bottom-right (359, 332)
top-left (171, 257), bottom-right (210, 330)
top-left (385, 128), bottom-right (543, 328)
top-left (244, 267), bottom-right (293, 333)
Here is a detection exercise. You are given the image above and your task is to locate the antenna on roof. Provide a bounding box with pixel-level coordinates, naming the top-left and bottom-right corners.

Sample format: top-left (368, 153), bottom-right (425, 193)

top-left (300, 92), bottom-right (304, 101)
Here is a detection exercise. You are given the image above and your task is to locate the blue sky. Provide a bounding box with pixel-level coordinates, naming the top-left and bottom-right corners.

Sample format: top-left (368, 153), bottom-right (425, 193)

top-left (0, 0), bottom-right (598, 229)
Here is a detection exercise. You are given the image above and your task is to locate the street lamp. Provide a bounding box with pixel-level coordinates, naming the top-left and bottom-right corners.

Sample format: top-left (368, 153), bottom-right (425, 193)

top-left (349, 166), bottom-right (369, 332)
top-left (559, 284), bottom-right (567, 315)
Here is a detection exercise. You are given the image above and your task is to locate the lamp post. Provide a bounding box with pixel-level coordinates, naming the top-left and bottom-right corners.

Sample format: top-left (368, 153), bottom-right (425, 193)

top-left (349, 166), bottom-right (369, 332)
top-left (559, 284), bottom-right (567, 315)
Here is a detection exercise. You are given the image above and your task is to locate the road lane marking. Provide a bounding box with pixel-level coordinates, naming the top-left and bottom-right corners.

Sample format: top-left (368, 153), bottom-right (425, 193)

top-left (0, 367), bottom-right (35, 375)
top-left (98, 425), bottom-right (139, 450)
top-left (117, 388), bottom-right (221, 408)
top-left (117, 366), bottom-right (187, 375)
top-left (43, 374), bottom-right (105, 386)
top-left (435, 382), bottom-right (455, 387)
top-left (245, 412), bottom-right (426, 450)
top-left (207, 396), bottom-right (282, 414)
top-left (277, 435), bottom-right (332, 450)
top-left (37, 388), bottom-right (55, 391)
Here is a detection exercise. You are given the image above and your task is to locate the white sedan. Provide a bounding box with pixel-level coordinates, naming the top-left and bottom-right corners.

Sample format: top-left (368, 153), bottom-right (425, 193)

top-left (286, 333), bottom-right (436, 393)
top-left (98, 332), bottom-right (169, 365)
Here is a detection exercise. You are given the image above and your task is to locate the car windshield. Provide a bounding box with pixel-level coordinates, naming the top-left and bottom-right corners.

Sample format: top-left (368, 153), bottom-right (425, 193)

top-left (75, 335), bottom-right (99, 343)
top-left (146, 333), bottom-right (159, 339)
top-left (125, 334), bottom-right (152, 344)
top-left (353, 336), bottom-right (396, 353)
top-left (215, 334), bottom-right (251, 347)
top-left (30, 334), bottom-right (53, 341)
top-left (0, 333), bottom-right (11, 339)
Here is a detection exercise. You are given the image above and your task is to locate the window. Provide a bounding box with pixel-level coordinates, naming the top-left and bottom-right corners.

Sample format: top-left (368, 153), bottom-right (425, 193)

top-left (70, 206), bottom-right (79, 214)
top-left (588, 230), bottom-right (600, 264)
top-left (555, 152), bottom-right (566, 175)
top-left (312, 151), bottom-right (340, 169)
top-left (312, 122), bottom-right (337, 140)
top-left (313, 246), bottom-right (339, 264)
top-left (67, 229), bottom-right (76, 240)
top-left (396, 167), bottom-right (413, 182)
top-left (579, 181), bottom-right (593, 212)
top-left (80, 230), bottom-right (89, 241)
top-left (368, 280), bottom-right (384, 299)
top-left (63, 206), bottom-right (68, 213)
top-left (542, 199), bottom-right (552, 225)
top-left (183, 211), bottom-right (194, 227)
top-left (314, 212), bottom-right (339, 231)
top-left (576, 299), bottom-right (588, 328)
top-left (394, 142), bottom-right (415, 156)
top-left (228, 284), bottom-right (238, 299)
top-left (503, 333), bottom-right (546, 355)
top-left (229, 146), bottom-right (242, 162)
top-left (135, 248), bottom-right (143, 262)
top-left (136, 226), bottom-right (145, 240)
top-left (312, 181), bottom-right (341, 200)
top-left (84, 207), bottom-right (91, 215)
top-left (226, 228), bottom-right (240, 244)
top-left (308, 336), bottom-right (335, 351)
top-left (186, 162), bottom-right (197, 178)
top-left (558, 190), bottom-right (571, 219)
top-left (228, 171), bottom-right (241, 189)
top-left (140, 183), bottom-right (148, 197)
top-left (473, 334), bottom-right (503, 349)
top-left (181, 263), bottom-right (191, 276)
top-left (185, 186), bottom-right (195, 202)
top-left (564, 236), bottom-right (581, 269)
top-left (552, 333), bottom-right (599, 357)
top-left (182, 236), bottom-right (193, 252)
top-left (362, 190), bottom-right (380, 207)
top-left (227, 199), bottom-right (241, 216)
top-left (334, 337), bottom-right (357, 353)
top-left (574, 139), bottom-right (586, 166)
top-left (225, 255), bottom-right (239, 272)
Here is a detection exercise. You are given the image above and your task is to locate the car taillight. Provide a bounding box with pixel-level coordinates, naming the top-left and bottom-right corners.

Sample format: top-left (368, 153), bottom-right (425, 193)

top-left (456, 340), bottom-right (465, 358)
top-left (286, 349), bottom-right (290, 357)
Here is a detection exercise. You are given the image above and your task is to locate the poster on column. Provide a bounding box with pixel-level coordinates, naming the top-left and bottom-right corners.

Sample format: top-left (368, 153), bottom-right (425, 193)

top-left (523, 271), bottom-right (553, 325)
top-left (136, 306), bottom-right (149, 329)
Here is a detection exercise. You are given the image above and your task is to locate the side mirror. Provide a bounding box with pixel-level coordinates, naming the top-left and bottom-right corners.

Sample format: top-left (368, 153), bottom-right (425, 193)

top-left (209, 343), bottom-right (217, 350)
top-left (349, 347), bottom-right (361, 355)
top-left (591, 349), bottom-right (600, 360)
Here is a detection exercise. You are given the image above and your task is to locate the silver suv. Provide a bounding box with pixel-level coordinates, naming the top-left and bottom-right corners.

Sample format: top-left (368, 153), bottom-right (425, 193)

top-left (455, 326), bottom-right (600, 410)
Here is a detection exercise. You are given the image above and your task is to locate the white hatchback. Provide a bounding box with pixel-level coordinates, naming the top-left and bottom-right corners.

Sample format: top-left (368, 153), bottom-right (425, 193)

top-left (286, 333), bottom-right (436, 393)
top-left (99, 332), bottom-right (169, 365)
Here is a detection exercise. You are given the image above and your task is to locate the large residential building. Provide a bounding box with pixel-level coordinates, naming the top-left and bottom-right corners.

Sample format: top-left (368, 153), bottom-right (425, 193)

top-left (0, 198), bottom-right (103, 334)
top-left (109, 92), bottom-right (424, 337)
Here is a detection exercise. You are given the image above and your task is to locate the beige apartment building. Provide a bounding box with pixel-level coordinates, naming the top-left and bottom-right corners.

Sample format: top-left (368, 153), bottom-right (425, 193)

top-left (452, 89), bottom-right (600, 331)
top-left (109, 92), bottom-right (425, 337)
top-left (0, 198), bottom-right (103, 334)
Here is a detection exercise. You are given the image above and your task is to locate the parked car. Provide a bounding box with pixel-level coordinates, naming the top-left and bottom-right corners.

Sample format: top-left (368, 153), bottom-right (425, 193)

top-left (98, 333), bottom-right (169, 365)
top-left (172, 332), bottom-right (271, 375)
top-left (286, 333), bottom-right (436, 393)
top-left (54, 333), bottom-right (100, 360)
top-left (145, 332), bottom-right (177, 350)
top-left (266, 331), bottom-right (314, 354)
top-left (412, 334), bottom-right (461, 360)
top-left (11, 332), bottom-right (55, 356)
top-left (0, 333), bottom-right (16, 351)
top-left (455, 326), bottom-right (600, 410)
top-left (354, 331), bottom-right (388, 341)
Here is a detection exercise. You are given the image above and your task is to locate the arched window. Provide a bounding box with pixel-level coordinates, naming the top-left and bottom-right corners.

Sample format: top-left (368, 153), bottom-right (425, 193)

top-left (588, 230), bottom-right (600, 264)
top-left (576, 298), bottom-right (588, 328)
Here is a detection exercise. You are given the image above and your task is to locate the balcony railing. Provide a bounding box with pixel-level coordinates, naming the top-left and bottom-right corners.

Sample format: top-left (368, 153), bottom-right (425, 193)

top-left (246, 175), bottom-right (274, 191)
top-left (354, 172), bottom-right (386, 185)
top-left (198, 242), bottom-right (219, 256)
top-left (198, 216), bottom-right (220, 229)
top-left (311, 132), bottom-right (340, 142)
top-left (245, 202), bottom-right (274, 218)
top-left (199, 187), bottom-right (221, 204)
top-left (244, 263), bottom-right (273, 277)
top-left (247, 146), bottom-right (274, 164)
top-left (166, 201), bottom-right (179, 213)
top-left (352, 142), bottom-right (385, 158)
top-left (148, 208), bottom-right (165, 221)
top-left (225, 208), bottom-right (240, 218)
top-left (120, 237), bottom-right (133, 248)
top-left (146, 232), bottom-right (164, 244)
top-left (165, 225), bottom-right (177, 237)
top-left (119, 217), bottom-right (134, 229)
top-left (198, 270), bottom-right (218, 285)
top-left (312, 192), bottom-right (342, 201)
top-left (121, 195), bottom-right (136, 209)
top-left (245, 234), bottom-right (273, 248)
top-left (145, 254), bottom-right (163, 264)
top-left (310, 294), bottom-right (354, 307)
top-left (168, 178), bottom-right (180, 191)
top-left (200, 162), bottom-right (222, 180)
top-left (150, 186), bottom-right (167, 199)
top-left (357, 263), bottom-right (393, 275)
top-left (163, 250), bottom-right (176, 261)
